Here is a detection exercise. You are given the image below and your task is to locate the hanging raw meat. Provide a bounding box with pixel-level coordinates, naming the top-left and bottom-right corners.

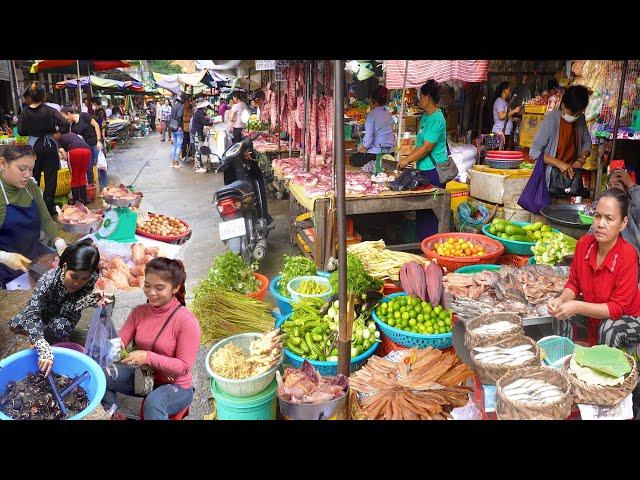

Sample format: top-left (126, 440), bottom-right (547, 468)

top-left (270, 87), bottom-right (277, 128)
top-left (325, 95), bottom-right (334, 160)
top-left (295, 96), bottom-right (305, 129)
top-left (309, 94), bottom-right (318, 166)
top-left (318, 96), bottom-right (327, 159)
top-left (288, 65), bottom-right (296, 111)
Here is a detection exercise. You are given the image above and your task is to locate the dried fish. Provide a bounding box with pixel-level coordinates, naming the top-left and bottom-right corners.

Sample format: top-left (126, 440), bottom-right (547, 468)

top-left (501, 379), bottom-right (565, 405)
top-left (470, 321), bottom-right (520, 336)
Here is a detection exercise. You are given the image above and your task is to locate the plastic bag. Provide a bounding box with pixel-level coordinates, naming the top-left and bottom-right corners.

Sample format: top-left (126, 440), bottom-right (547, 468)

top-left (84, 303), bottom-right (121, 368)
top-left (390, 169), bottom-right (431, 191)
top-left (517, 153), bottom-right (550, 214)
top-left (96, 150), bottom-right (108, 171)
top-left (457, 202), bottom-right (490, 227)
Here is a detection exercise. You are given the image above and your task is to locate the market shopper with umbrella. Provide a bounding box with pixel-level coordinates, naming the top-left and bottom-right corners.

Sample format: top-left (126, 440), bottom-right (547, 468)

top-left (0, 144), bottom-right (68, 288)
top-left (397, 80), bottom-right (450, 240)
top-left (349, 85), bottom-right (395, 167)
top-left (548, 188), bottom-right (640, 347)
top-left (16, 82), bottom-right (71, 216)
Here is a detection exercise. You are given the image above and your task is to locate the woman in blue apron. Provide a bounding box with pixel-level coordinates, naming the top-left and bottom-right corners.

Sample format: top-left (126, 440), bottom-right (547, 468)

top-left (0, 144), bottom-right (67, 288)
top-left (349, 86), bottom-right (395, 168)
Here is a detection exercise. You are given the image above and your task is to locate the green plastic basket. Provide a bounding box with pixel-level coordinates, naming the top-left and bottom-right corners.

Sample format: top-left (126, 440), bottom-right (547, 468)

top-left (455, 264), bottom-right (501, 274)
top-left (481, 221), bottom-right (560, 255)
top-left (578, 211), bottom-right (594, 225)
top-left (537, 336), bottom-right (575, 369)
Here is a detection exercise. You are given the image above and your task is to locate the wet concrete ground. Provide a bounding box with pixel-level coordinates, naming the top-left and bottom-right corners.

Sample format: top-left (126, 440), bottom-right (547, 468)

top-left (0, 131), bottom-right (297, 419)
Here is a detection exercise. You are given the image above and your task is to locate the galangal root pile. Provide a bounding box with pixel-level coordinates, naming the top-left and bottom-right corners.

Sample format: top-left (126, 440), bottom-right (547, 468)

top-left (209, 329), bottom-right (284, 380)
top-left (350, 347), bottom-right (473, 420)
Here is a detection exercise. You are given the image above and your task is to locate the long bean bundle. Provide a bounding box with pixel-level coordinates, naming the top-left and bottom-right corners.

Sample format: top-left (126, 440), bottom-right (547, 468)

top-left (347, 240), bottom-right (429, 281)
top-left (191, 280), bottom-right (274, 345)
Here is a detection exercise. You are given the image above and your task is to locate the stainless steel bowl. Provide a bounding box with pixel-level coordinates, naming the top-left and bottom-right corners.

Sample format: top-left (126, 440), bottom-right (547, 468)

top-left (103, 195), bottom-right (142, 208)
top-left (278, 389), bottom-right (348, 420)
top-left (59, 218), bottom-right (103, 235)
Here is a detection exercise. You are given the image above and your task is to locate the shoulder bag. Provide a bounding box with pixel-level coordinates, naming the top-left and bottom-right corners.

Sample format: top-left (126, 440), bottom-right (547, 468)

top-left (133, 304), bottom-right (183, 396)
top-left (547, 128), bottom-right (589, 197)
top-left (426, 140), bottom-right (459, 185)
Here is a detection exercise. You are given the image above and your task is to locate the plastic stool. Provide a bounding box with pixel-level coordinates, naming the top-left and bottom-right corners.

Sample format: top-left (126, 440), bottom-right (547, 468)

top-left (139, 398), bottom-right (189, 420)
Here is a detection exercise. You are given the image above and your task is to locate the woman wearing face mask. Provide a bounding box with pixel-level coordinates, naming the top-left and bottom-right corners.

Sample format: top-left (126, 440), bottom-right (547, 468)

top-left (9, 239), bottom-right (106, 377)
top-left (102, 257), bottom-right (201, 420)
top-left (529, 85), bottom-right (592, 202)
top-left (548, 188), bottom-right (640, 347)
top-left (397, 79), bottom-right (449, 240)
top-left (491, 82), bottom-right (522, 150)
top-left (0, 144), bottom-right (67, 288)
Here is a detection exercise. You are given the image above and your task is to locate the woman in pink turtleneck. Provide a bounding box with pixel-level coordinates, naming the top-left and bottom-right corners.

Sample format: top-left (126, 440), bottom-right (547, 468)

top-left (101, 257), bottom-right (201, 420)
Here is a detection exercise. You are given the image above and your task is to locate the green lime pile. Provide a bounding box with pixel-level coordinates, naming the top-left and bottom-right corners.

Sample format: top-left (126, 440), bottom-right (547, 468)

top-left (375, 295), bottom-right (452, 335)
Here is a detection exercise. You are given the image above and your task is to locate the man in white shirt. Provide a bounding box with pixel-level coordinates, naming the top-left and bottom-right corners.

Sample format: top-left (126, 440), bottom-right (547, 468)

top-left (105, 104), bottom-right (113, 118)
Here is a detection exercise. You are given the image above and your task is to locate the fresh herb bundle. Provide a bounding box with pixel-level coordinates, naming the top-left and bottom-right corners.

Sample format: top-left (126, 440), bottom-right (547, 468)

top-left (208, 251), bottom-right (259, 295)
top-left (329, 254), bottom-right (383, 296)
top-left (278, 255), bottom-right (317, 297)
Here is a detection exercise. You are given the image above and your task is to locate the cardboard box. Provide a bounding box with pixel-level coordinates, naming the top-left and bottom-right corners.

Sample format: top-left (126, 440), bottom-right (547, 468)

top-left (468, 168), bottom-right (532, 206)
top-left (446, 181), bottom-right (469, 222)
top-left (404, 115), bottom-right (419, 134)
top-left (519, 113), bottom-right (545, 148)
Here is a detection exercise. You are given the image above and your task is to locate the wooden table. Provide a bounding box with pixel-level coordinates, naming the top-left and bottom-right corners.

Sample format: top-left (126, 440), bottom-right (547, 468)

top-left (286, 181), bottom-right (451, 268)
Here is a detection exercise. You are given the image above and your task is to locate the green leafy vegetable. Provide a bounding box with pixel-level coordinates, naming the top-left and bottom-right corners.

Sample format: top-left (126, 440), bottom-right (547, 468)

top-left (296, 279), bottom-right (329, 295)
top-left (278, 255), bottom-right (317, 297)
top-left (208, 251), bottom-right (259, 295)
top-left (329, 254), bottom-right (383, 296)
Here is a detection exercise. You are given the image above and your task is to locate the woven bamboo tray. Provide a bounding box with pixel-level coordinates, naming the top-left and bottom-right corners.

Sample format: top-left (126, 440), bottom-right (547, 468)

top-left (471, 335), bottom-right (541, 385)
top-left (561, 353), bottom-right (638, 407)
top-left (465, 312), bottom-right (525, 350)
top-left (496, 366), bottom-right (573, 420)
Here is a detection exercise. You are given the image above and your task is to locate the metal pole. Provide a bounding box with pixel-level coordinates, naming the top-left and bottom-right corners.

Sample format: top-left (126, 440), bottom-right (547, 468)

top-left (395, 60), bottom-right (409, 162)
top-left (334, 60), bottom-right (349, 378)
top-left (303, 62), bottom-right (310, 172)
top-left (8, 61), bottom-right (18, 115)
top-left (610, 60), bottom-right (628, 161)
top-left (276, 79), bottom-right (281, 152)
top-left (76, 60), bottom-right (83, 110)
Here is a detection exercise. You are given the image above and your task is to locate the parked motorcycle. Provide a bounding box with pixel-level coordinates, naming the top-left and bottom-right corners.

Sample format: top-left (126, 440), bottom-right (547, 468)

top-left (214, 134), bottom-right (274, 264)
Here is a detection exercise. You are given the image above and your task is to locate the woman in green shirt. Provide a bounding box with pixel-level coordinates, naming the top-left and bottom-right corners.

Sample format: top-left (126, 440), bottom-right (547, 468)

top-left (0, 144), bottom-right (67, 288)
top-left (398, 80), bottom-right (448, 240)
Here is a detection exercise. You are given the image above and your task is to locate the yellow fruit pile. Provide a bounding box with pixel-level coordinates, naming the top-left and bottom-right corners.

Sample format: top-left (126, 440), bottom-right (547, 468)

top-left (433, 238), bottom-right (487, 258)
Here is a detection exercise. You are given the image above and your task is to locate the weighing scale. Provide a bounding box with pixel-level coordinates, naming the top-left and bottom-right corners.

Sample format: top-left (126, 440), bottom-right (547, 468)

top-left (96, 162), bottom-right (148, 243)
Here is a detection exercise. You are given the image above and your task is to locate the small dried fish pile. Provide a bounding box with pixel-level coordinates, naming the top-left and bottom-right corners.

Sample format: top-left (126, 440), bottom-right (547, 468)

top-left (500, 378), bottom-right (565, 405)
top-left (473, 344), bottom-right (536, 367)
top-left (470, 321), bottom-right (520, 336)
top-left (0, 373), bottom-right (88, 420)
top-left (350, 348), bottom-right (473, 420)
top-left (448, 265), bottom-right (568, 321)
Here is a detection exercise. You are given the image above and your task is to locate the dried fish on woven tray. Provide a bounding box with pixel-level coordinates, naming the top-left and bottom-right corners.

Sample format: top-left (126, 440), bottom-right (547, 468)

top-left (350, 348), bottom-right (473, 420)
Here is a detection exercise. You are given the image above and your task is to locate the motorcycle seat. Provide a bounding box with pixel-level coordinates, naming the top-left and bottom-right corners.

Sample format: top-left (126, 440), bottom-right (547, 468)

top-left (216, 180), bottom-right (254, 199)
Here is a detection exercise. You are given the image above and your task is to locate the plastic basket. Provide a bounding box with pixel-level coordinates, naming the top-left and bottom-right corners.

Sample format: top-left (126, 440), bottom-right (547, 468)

top-left (136, 214), bottom-right (192, 244)
top-left (211, 378), bottom-right (277, 420)
top-left (205, 333), bottom-right (282, 397)
top-left (421, 232), bottom-right (505, 272)
top-left (269, 272), bottom-right (330, 317)
top-left (247, 273), bottom-right (269, 301)
top-left (578, 211), bottom-right (594, 225)
top-left (274, 314), bottom-right (379, 377)
top-left (455, 264), bottom-right (501, 274)
top-left (371, 292), bottom-right (453, 349)
top-left (498, 254), bottom-right (532, 267)
top-left (481, 221), bottom-right (559, 255)
top-left (287, 275), bottom-right (333, 303)
top-left (537, 335), bottom-right (575, 369)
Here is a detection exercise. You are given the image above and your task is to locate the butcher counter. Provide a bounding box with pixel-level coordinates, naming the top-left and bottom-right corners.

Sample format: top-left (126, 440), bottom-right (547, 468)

top-left (278, 167), bottom-right (451, 269)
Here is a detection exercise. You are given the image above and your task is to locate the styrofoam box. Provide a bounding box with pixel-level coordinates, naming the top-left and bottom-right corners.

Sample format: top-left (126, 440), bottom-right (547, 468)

top-left (468, 169), bottom-right (531, 206)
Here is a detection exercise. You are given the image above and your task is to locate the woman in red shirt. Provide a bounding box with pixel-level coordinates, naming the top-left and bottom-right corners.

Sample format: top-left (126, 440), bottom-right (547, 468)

top-left (548, 188), bottom-right (640, 347)
top-left (101, 257), bottom-right (201, 420)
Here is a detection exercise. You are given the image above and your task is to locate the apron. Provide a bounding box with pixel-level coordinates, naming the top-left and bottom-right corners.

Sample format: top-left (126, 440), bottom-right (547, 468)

top-left (0, 179), bottom-right (52, 286)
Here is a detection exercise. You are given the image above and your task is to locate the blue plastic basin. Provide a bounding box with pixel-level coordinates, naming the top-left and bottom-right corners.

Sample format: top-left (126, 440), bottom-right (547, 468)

top-left (0, 347), bottom-right (106, 420)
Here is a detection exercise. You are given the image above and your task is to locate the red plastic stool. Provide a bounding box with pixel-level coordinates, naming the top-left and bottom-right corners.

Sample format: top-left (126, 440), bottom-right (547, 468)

top-left (139, 398), bottom-right (189, 420)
